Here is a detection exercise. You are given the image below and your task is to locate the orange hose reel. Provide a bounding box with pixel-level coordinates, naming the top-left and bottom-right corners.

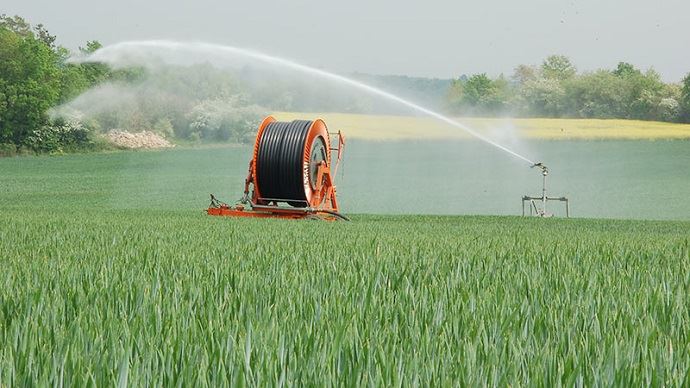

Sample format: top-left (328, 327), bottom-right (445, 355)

top-left (207, 116), bottom-right (347, 220)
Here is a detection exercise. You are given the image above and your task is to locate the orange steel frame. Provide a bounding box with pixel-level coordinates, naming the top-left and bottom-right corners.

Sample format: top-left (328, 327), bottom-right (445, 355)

top-left (207, 116), bottom-right (346, 220)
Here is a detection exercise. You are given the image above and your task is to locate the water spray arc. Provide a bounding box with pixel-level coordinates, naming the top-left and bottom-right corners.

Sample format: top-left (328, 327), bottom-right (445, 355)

top-left (77, 40), bottom-right (536, 165)
top-left (76, 40), bottom-right (571, 216)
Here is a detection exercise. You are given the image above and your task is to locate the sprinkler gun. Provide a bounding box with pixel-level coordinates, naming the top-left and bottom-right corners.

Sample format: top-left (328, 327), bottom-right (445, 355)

top-left (522, 162), bottom-right (570, 217)
top-left (531, 162), bottom-right (549, 176)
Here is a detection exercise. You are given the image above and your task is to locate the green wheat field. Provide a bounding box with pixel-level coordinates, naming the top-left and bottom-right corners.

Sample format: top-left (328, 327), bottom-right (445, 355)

top-left (1, 140), bottom-right (689, 385)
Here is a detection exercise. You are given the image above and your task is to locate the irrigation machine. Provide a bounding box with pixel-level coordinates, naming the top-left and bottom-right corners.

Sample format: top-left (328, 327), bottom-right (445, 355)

top-left (207, 115), bottom-right (569, 220)
top-left (208, 116), bottom-right (348, 221)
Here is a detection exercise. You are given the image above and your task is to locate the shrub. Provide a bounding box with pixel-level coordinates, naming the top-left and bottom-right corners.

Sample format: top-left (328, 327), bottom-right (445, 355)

top-left (152, 118), bottom-right (174, 138)
top-left (186, 97), bottom-right (266, 143)
top-left (0, 143), bottom-right (17, 157)
top-left (659, 98), bottom-right (680, 122)
top-left (26, 118), bottom-right (93, 153)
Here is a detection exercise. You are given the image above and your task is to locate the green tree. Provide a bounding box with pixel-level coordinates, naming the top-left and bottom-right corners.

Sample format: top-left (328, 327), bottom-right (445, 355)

top-left (625, 70), bottom-right (667, 120)
top-left (462, 74), bottom-right (494, 106)
top-left (512, 64), bottom-right (538, 86)
top-left (520, 78), bottom-right (566, 117)
top-left (447, 74), bottom-right (509, 114)
top-left (0, 20), bottom-right (61, 145)
top-left (680, 73), bottom-right (690, 122)
top-left (541, 55), bottom-right (576, 81)
top-left (0, 15), bottom-right (111, 149)
top-left (54, 40), bottom-right (111, 103)
top-left (613, 62), bottom-right (641, 77)
top-left (564, 70), bottom-right (626, 118)
top-left (611, 63), bottom-right (669, 120)
top-left (0, 14), bottom-right (31, 36)
top-left (78, 41), bottom-right (110, 86)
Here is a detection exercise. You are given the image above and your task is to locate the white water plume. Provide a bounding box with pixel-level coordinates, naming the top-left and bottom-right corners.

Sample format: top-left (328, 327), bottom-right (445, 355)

top-left (71, 40), bottom-right (536, 165)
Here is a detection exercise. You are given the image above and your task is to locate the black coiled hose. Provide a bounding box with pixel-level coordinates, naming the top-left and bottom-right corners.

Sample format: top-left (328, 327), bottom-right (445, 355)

top-left (256, 120), bottom-right (313, 206)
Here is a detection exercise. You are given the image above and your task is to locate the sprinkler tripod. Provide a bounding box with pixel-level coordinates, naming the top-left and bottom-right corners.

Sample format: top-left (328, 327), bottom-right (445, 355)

top-left (522, 163), bottom-right (570, 217)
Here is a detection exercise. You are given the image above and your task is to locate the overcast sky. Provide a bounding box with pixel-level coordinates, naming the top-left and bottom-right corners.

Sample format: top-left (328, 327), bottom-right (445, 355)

top-left (4, 0), bottom-right (689, 81)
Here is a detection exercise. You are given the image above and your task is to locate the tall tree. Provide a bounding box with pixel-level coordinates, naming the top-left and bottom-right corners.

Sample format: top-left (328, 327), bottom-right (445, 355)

top-left (0, 16), bottom-right (114, 148)
top-left (680, 73), bottom-right (690, 122)
top-left (541, 55), bottom-right (576, 81)
top-left (446, 74), bottom-right (510, 114)
top-left (462, 74), bottom-right (495, 107)
top-left (613, 62), bottom-right (641, 77)
top-left (0, 20), bottom-right (61, 145)
top-left (78, 41), bottom-right (110, 86)
top-left (564, 70), bottom-right (626, 118)
top-left (520, 78), bottom-right (565, 117)
top-left (512, 64), bottom-right (538, 85)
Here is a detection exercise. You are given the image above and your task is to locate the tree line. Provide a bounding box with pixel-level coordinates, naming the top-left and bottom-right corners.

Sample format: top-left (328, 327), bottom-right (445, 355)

top-left (0, 15), bottom-right (266, 155)
top-left (447, 55), bottom-right (690, 122)
top-left (0, 15), bottom-right (132, 154)
top-left (2, 14), bottom-right (690, 156)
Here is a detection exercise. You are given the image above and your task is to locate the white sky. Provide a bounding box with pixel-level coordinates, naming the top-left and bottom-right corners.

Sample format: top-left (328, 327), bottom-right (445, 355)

top-left (4, 0), bottom-right (689, 81)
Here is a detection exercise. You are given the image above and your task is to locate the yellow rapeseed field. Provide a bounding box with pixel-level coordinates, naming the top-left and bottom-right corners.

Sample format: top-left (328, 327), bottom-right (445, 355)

top-left (272, 112), bottom-right (690, 140)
